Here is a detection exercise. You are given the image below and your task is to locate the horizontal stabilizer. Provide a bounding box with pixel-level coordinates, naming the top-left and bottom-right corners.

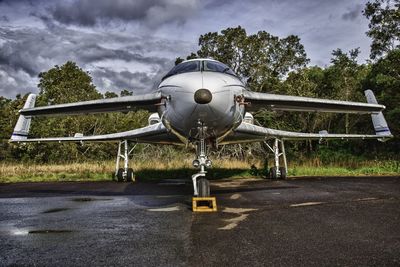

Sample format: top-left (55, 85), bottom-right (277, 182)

top-left (11, 94), bottom-right (36, 141)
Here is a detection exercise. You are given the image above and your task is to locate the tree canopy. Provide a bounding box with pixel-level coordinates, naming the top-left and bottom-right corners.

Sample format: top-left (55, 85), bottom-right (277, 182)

top-left (177, 26), bottom-right (309, 92)
top-left (38, 61), bottom-right (101, 105)
top-left (364, 0), bottom-right (400, 59)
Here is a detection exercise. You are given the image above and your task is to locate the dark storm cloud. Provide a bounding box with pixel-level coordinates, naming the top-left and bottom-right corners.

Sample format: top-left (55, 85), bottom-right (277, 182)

top-left (0, 64), bottom-right (37, 96)
top-left (51, 0), bottom-right (199, 28)
top-left (0, 22), bottom-right (188, 97)
top-left (342, 4), bottom-right (363, 21)
top-left (92, 67), bottom-right (166, 92)
top-left (0, 15), bottom-right (9, 22)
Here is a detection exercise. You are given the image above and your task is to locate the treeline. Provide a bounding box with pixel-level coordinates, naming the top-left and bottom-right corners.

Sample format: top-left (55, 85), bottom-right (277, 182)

top-left (0, 0), bottom-right (398, 163)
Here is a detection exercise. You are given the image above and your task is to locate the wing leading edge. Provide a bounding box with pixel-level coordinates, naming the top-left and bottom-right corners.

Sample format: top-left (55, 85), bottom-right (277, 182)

top-left (220, 122), bottom-right (393, 145)
top-left (243, 90), bottom-right (385, 113)
top-left (10, 122), bottom-right (183, 145)
top-left (19, 92), bottom-right (163, 117)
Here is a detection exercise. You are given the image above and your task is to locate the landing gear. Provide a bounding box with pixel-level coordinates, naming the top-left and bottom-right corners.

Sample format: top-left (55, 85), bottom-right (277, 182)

top-left (114, 140), bottom-right (136, 182)
top-left (269, 167), bottom-right (287, 179)
top-left (279, 166), bottom-right (287, 180)
top-left (190, 122), bottom-right (218, 212)
top-left (197, 178), bottom-right (210, 197)
top-left (265, 139), bottom-right (288, 180)
top-left (269, 167), bottom-right (277, 179)
top-left (126, 168), bottom-right (134, 182)
top-left (191, 122), bottom-right (212, 197)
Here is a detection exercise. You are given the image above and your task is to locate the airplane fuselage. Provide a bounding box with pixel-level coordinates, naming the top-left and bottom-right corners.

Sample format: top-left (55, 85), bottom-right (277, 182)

top-left (157, 69), bottom-right (246, 142)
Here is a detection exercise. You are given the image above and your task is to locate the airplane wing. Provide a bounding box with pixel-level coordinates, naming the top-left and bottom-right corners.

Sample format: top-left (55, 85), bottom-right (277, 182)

top-left (10, 122), bottom-right (183, 145)
top-left (220, 123), bottom-right (393, 145)
top-left (10, 93), bottom-right (184, 145)
top-left (19, 92), bottom-right (163, 117)
top-left (221, 91), bottom-right (393, 144)
top-left (243, 90), bottom-right (385, 113)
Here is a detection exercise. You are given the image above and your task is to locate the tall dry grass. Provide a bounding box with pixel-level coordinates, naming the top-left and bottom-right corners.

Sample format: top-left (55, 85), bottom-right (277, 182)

top-left (0, 158), bottom-right (260, 183)
top-left (0, 158), bottom-right (398, 183)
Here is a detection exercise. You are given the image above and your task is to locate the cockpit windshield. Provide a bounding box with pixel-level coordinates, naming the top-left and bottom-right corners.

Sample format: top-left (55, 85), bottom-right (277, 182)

top-left (162, 61), bottom-right (200, 80)
top-left (203, 60), bottom-right (237, 76)
top-left (161, 60), bottom-right (238, 80)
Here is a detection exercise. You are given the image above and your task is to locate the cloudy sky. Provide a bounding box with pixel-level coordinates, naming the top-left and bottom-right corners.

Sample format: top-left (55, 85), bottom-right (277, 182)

top-left (0, 0), bottom-right (371, 98)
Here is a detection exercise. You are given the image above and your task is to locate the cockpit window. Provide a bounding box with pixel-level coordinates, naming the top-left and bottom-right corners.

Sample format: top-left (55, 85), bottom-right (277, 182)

top-left (203, 61), bottom-right (237, 76)
top-left (162, 61), bottom-right (200, 80)
top-left (161, 60), bottom-right (238, 80)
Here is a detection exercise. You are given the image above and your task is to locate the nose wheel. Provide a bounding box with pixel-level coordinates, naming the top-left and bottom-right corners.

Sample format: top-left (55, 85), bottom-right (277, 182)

top-left (191, 122), bottom-right (212, 197)
top-left (197, 178), bottom-right (210, 197)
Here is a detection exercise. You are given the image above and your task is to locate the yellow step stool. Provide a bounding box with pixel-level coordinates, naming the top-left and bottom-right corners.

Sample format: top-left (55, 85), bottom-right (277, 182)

top-left (192, 197), bottom-right (217, 212)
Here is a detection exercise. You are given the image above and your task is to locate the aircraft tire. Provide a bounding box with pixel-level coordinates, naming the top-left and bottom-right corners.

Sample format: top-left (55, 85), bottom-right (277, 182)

top-left (197, 178), bottom-right (210, 197)
top-left (269, 167), bottom-right (277, 179)
top-left (126, 168), bottom-right (134, 182)
top-left (279, 167), bottom-right (287, 180)
top-left (117, 168), bottom-right (124, 182)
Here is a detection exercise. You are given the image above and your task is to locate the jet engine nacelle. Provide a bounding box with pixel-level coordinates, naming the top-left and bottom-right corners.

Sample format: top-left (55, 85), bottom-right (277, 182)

top-left (148, 113), bottom-right (161, 125)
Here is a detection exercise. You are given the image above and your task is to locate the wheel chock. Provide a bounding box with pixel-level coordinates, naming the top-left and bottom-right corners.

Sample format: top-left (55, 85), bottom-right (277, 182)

top-left (192, 197), bottom-right (217, 212)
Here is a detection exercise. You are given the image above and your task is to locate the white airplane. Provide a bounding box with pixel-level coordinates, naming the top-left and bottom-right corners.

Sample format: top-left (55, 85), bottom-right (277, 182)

top-left (11, 58), bottom-right (393, 197)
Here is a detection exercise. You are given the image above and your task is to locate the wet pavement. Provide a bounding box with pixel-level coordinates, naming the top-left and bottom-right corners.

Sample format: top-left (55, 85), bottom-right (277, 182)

top-left (0, 176), bottom-right (399, 266)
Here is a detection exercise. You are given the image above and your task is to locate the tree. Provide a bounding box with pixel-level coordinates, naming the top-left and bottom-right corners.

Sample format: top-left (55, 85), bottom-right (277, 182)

top-left (364, 49), bottom-right (400, 153)
top-left (38, 61), bottom-right (101, 105)
top-left (120, 89), bottom-right (133, 96)
top-left (29, 62), bottom-right (104, 162)
top-left (363, 0), bottom-right (400, 59)
top-left (326, 48), bottom-right (367, 134)
top-left (104, 91), bottom-right (118, 98)
top-left (186, 26), bottom-right (309, 92)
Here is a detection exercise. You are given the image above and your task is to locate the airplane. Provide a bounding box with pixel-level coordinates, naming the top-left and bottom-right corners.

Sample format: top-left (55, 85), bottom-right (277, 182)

top-left (10, 58), bottom-right (393, 197)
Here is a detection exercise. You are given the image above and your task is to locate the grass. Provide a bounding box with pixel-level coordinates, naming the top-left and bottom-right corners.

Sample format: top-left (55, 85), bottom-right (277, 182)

top-left (0, 159), bottom-right (399, 183)
top-left (0, 159), bottom-right (253, 183)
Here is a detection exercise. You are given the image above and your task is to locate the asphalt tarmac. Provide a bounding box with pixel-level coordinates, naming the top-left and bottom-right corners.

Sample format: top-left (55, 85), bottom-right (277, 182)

top-left (0, 176), bottom-right (399, 266)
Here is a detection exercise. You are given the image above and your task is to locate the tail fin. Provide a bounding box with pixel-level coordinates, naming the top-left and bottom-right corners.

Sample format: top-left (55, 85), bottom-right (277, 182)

top-left (10, 94), bottom-right (37, 141)
top-left (364, 90), bottom-right (392, 141)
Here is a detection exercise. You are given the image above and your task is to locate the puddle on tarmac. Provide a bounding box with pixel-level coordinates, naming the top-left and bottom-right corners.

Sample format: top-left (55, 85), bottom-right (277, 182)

top-left (71, 197), bottom-right (112, 202)
top-left (42, 208), bottom-right (70, 214)
top-left (28, 229), bottom-right (74, 234)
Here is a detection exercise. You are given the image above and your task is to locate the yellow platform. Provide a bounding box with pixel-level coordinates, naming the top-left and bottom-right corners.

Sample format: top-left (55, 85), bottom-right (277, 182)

top-left (192, 197), bottom-right (217, 212)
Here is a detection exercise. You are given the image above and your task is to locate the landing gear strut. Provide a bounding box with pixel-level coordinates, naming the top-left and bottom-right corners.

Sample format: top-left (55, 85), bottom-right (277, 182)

top-left (265, 138), bottom-right (287, 179)
top-left (114, 140), bottom-right (136, 182)
top-left (192, 123), bottom-right (212, 197)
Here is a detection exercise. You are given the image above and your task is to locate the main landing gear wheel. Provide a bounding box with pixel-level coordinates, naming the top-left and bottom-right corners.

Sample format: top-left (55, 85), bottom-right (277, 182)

top-left (269, 167), bottom-right (278, 179)
top-left (114, 140), bottom-right (137, 183)
top-left (116, 168), bottom-right (134, 182)
top-left (269, 167), bottom-right (287, 180)
top-left (126, 168), bottom-right (134, 182)
top-left (116, 168), bottom-right (124, 182)
top-left (279, 167), bottom-right (287, 180)
top-left (197, 178), bottom-right (210, 197)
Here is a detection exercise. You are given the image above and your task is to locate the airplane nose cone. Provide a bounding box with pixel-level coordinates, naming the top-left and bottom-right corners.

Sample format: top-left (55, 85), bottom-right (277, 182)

top-left (194, 89), bottom-right (212, 104)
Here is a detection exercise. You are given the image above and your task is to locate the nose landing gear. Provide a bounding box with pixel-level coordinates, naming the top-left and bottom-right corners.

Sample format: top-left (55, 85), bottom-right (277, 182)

top-left (192, 142), bottom-right (211, 196)
top-left (191, 125), bottom-right (217, 212)
top-left (191, 123), bottom-right (212, 197)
